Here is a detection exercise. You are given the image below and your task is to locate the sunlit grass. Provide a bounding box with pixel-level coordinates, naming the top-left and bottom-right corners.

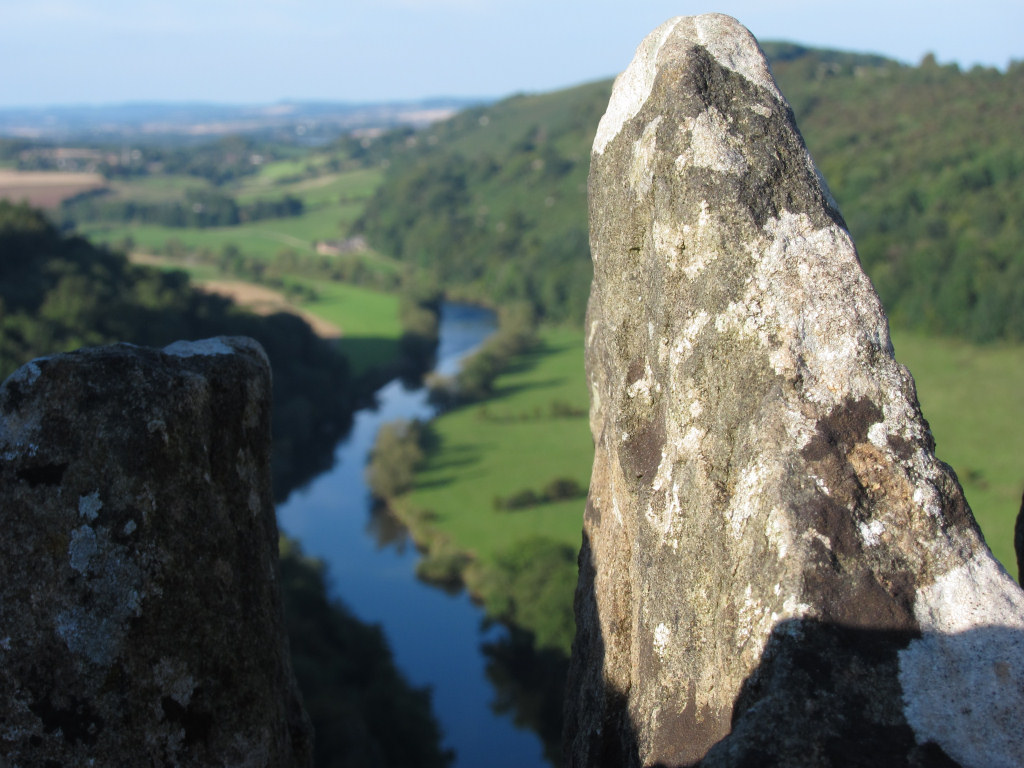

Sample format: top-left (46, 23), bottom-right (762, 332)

top-left (892, 330), bottom-right (1024, 572)
top-left (406, 326), bottom-right (590, 564)
top-left (406, 327), bottom-right (1022, 577)
top-left (79, 166), bottom-right (385, 258)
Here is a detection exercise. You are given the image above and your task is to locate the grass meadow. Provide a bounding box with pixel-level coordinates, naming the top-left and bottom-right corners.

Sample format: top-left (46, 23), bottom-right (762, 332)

top-left (404, 326), bottom-right (1023, 579)
top-left (891, 331), bottom-right (1024, 570)
top-left (129, 253), bottom-right (403, 377)
top-left (79, 166), bottom-right (385, 261)
top-left (295, 279), bottom-right (402, 375)
top-left (82, 162), bottom-right (405, 376)
top-left (405, 326), bottom-right (592, 563)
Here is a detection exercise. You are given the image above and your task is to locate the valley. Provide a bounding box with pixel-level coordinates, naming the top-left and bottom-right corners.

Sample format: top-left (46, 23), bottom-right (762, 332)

top-left (1, 39), bottom-right (1022, 766)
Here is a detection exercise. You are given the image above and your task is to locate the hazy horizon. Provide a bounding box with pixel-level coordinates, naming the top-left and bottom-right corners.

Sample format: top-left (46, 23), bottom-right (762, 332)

top-left (2, 1), bottom-right (1022, 110)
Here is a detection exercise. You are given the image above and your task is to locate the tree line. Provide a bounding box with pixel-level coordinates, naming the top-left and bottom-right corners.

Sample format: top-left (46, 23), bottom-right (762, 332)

top-left (0, 199), bottom-right (350, 500)
top-left (355, 47), bottom-right (1024, 342)
top-left (60, 187), bottom-right (304, 229)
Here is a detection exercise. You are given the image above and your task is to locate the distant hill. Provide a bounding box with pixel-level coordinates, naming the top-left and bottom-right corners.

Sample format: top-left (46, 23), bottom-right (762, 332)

top-left (356, 43), bottom-right (1024, 341)
top-left (0, 98), bottom-right (485, 143)
top-left (356, 80), bottom-right (609, 322)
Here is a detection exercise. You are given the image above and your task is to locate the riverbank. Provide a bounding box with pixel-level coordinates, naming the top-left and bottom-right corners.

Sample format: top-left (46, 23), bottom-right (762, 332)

top-left (382, 325), bottom-right (591, 654)
top-left (387, 326), bottom-right (1024, 657)
top-left (277, 303), bottom-right (551, 768)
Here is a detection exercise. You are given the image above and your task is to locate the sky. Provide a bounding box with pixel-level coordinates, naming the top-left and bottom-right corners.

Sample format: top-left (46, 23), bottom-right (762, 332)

top-left (1, 0), bottom-right (1021, 108)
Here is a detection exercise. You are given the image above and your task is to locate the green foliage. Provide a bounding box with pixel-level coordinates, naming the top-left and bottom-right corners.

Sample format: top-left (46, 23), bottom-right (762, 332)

top-left (191, 244), bottom-right (401, 295)
top-left (366, 419), bottom-right (426, 500)
top-left (279, 536), bottom-right (452, 768)
top-left (493, 488), bottom-right (539, 512)
top-left (327, 127), bottom-right (423, 172)
top-left (397, 270), bottom-right (442, 375)
top-left (493, 477), bottom-right (585, 511)
top-left (74, 156), bottom-right (389, 270)
top-left (474, 537), bottom-right (578, 653)
top-left (102, 135), bottom-right (282, 184)
top-left (414, 538), bottom-right (472, 590)
top-left (0, 200), bottom-right (353, 500)
top-left (764, 45), bottom-right (1024, 342)
top-left (430, 301), bottom-right (537, 404)
top-left (356, 50), bottom-right (1024, 342)
top-left (354, 82), bottom-right (608, 323)
top-left (61, 188), bottom-right (304, 229)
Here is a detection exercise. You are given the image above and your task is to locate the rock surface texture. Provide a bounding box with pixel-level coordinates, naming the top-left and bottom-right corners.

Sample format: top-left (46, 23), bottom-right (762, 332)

top-left (566, 14), bottom-right (1024, 768)
top-left (0, 338), bottom-right (312, 766)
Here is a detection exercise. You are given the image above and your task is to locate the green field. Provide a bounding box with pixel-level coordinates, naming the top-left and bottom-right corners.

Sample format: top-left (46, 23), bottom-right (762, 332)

top-left (128, 254), bottom-right (403, 378)
top-left (72, 156), bottom-right (408, 379)
top-left (235, 166), bottom-right (383, 206)
top-left (295, 279), bottom-right (402, 375)
top-left (104, 174), bottom-right (207, 201)
top-left (892, 331), bottom-right (1024, 570)
top-left (83, 221), bottom-right (304, 259)
top-left (405, 326), bottom-right (591, 562)
top-left (78, 165), bottom-right (386, 262)
top-left (402, 327), bottom-right (1022, 592)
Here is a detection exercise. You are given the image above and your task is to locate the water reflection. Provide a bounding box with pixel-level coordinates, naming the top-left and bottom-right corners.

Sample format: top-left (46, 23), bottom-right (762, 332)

top-left (483, 627), bottom-right (570, 767)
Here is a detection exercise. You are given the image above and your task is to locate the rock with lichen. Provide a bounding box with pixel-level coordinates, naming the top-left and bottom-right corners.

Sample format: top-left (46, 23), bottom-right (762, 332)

top-left (0, 337), bottom-right (312, 766)
top-left (565, 13), bottom-right (1024, 767)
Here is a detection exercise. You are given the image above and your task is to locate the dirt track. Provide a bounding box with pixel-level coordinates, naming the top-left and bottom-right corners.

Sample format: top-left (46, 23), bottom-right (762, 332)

top-left (196, 280), bottom-right (342, 339)
top-left (0, 170), bottom-right (106, 208)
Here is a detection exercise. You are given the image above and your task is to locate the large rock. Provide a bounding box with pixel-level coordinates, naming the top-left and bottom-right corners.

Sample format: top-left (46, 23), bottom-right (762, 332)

top-left (566, 14), bottom-right (1024, 767)
top-left (0, 338), bottom-right (312, 766)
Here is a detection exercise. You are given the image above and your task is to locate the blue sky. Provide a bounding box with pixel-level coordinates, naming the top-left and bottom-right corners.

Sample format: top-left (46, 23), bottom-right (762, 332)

top-left (1, 0), bottom-right (1021, 107)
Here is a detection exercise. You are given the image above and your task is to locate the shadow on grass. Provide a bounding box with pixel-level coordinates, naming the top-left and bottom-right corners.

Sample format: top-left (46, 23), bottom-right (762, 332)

top-left (489, 336), bottom-right (574, 378)
top-left (426, 454), bottom-right (480, 472)
top-left (491, 378), bottom-right (568, 400)
top-left (335, 336), bottom-right (402, 375)
top-left (413, 476), bottom-right (459, 491)
top-left (497, 347), bottom-right (550, 377)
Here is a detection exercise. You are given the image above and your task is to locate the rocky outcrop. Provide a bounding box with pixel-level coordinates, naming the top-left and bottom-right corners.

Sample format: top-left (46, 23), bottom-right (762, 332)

top-left (0, 338), bottom-right (312, 766)
top-left (567, 14), bottom-right (1024, 768)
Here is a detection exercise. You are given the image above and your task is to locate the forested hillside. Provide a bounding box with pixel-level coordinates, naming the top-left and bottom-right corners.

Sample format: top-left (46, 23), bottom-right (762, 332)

top-left (0, 200), bottom-right (352, 498)
top-left (355, 81), bottom-right (608, 323)
top-left (356, 45), bottom-right (1024, 341)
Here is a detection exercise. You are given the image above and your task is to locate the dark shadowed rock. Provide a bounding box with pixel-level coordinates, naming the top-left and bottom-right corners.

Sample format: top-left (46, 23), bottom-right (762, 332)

top-left (566, 14), bottom-right (1024, 768)
top-left (0, 337), bottom-right (312, 766)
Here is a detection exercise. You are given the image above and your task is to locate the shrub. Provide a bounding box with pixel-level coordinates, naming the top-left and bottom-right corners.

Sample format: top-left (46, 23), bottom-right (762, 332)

top-left (366, 420), bottom-right (424, 500)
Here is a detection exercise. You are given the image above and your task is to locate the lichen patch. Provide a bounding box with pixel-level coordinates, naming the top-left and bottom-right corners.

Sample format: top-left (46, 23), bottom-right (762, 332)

top-left (593, 17), bottom-right (682, 155)
top-left (653, 220), bottom-right (686, 272)
top-left (653, 622), bottom-right (671, 660)
top-left (162, 337), bottom-right (235, 358)
top-left (629, 117), bottom-right (663, 195)
top-left (693, 14), bottom-right (783, 102)
top-left (68, 525), bottom-right (98, 574)
top-left (675, 107), bottom-right (748, 175)
top-left (726, 460), bottom-right (770, 540)
top-left (78, 491), bottom-right (102, 521)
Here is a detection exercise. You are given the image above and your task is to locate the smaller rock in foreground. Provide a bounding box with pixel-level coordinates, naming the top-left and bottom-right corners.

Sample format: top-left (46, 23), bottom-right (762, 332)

top-left (0, 337), bottom-right (312, 767)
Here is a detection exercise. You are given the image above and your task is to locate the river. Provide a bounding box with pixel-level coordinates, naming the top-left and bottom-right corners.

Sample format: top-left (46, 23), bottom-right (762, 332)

top-left (276, 303), bottom-right (550, 768)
